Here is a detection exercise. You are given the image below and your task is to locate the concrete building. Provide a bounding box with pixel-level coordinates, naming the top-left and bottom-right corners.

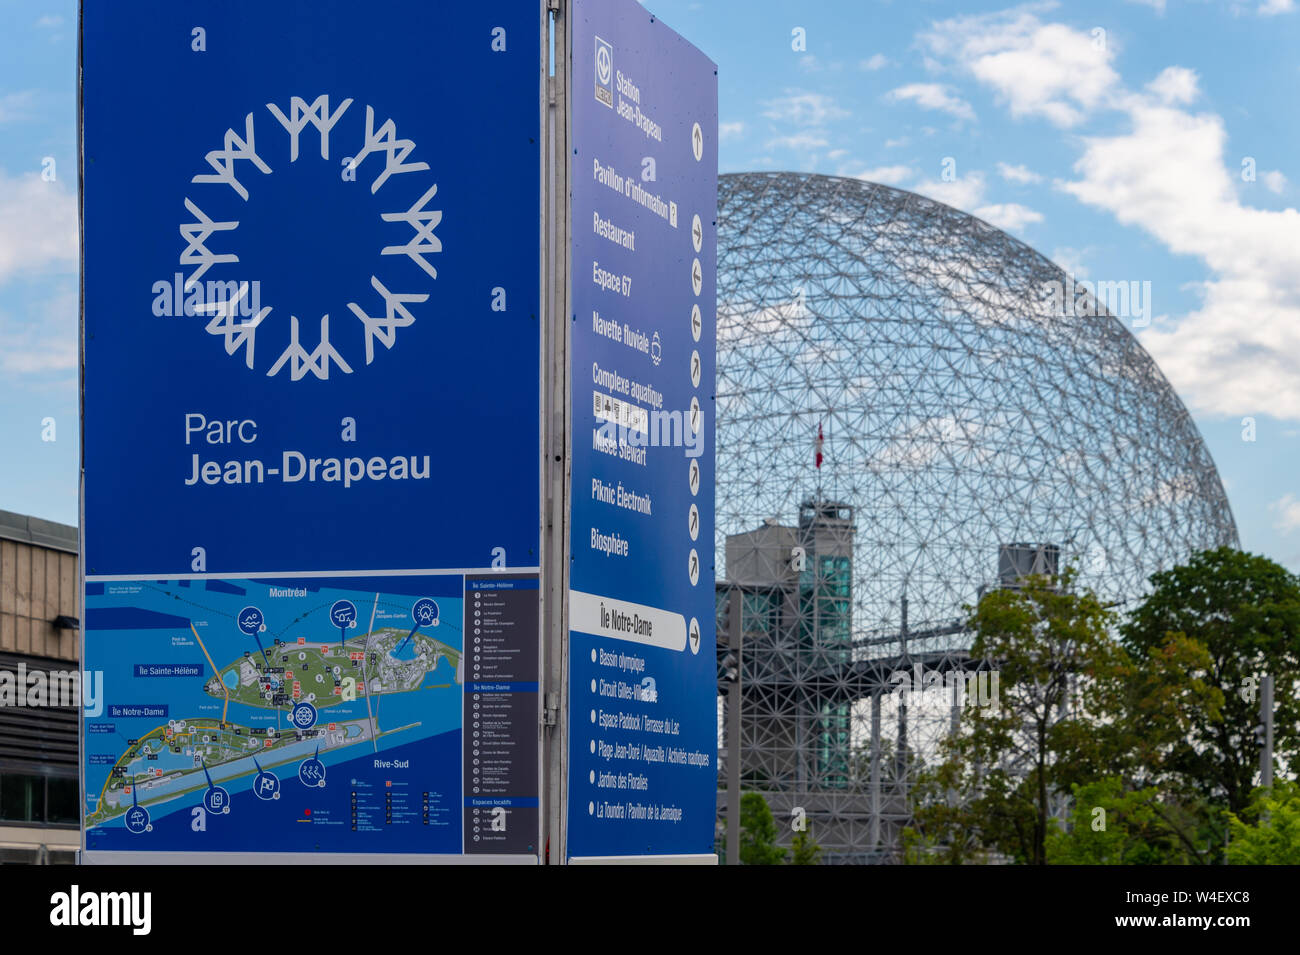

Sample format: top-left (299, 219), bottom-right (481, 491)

top-left (0, 509), bottom-right (79, 863)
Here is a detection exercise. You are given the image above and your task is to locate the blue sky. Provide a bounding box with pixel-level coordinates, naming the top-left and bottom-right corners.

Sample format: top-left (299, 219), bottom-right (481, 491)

top-left (2, 0), bottom-right (1299, 571)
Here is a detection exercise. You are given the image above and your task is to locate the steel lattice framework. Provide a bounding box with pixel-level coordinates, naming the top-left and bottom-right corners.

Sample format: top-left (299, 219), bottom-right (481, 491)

top-left (713, 171), bottom-right (1238, 863)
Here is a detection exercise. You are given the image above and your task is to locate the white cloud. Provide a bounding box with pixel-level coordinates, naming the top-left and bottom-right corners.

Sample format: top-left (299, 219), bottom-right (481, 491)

top-left (884, 136), bottom-right (910, 149)
top-left (34, 15), bottom-right (64, 28)
top-left (850, 165), bottom-right (913, 186)
top-left (0, 285), bottom-right (77, 375)
top-left (860, 54), bottom-right (891, 71)
top-left (1051, 246), bottom-right (1093, 279)
top-left (0, 91), bottom-right (38, 123)
top-left (761, 91), bottom-right (848, 126)
top-left (886, 83), bottom-right (976, 122)
top-left (912, 171), bottom-right (988, 211)
top-left (1146, 66), bottom-right (1199, 105)
top-left (997, 161), bottom-right (1043, 184)
top-left (719, 121), bottom-right (745, 141)
top-left (921, 9), bottom-right (1120, 127)
top-left (974, 202), bottom-right (1044, 231)
top-left (919, 5), bottom-right (1300, 420)
top-left (1263, 170), bottom-right (1288, 194)
top-left (1259, 0), bottom-right (1295, 15)
top-left (0, 171), bottom-right (78, 284)
top-left (909, 168), bottom-right (1044, 229)
top-left (1061, 100), bottom-right (1300, 418)
top-left (827, 148), bottom-right (848, 160)
top-left (1271, 494), bottom-right (1300, 533)
top-left (764, 131), bottom-right (830, 151)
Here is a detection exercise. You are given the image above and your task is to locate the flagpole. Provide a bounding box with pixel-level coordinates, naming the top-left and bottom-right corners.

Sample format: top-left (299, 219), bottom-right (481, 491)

top-left (814, 418), bottom-right (824, 502)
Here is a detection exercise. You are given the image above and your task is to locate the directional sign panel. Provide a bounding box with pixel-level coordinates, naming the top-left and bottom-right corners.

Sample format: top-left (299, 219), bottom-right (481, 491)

top-left (81, 0), bottom-right (544, 858)
top-left (566, 0), bottom-right (718, 859)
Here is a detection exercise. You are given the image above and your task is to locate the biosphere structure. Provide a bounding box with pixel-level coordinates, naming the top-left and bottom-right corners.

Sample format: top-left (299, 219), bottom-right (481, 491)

top-left (713, 171), bottom-right (1238, 862)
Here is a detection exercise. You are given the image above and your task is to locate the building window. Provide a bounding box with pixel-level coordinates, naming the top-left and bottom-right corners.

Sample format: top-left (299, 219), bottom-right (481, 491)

top-left (47, 777), bottom-right (79, 825)
top-left (0, 772), bottom-right (78, 827)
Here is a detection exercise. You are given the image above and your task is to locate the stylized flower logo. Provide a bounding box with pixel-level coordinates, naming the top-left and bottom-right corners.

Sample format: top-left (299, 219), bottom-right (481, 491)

top-left (177, 95), bottom-right (440, 381)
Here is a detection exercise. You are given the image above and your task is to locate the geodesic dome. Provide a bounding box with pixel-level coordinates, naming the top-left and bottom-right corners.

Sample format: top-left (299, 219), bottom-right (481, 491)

top-left (712, 172), bottom-right (1239, 862)
top-left (716, 171), bottom-right (1238, 651)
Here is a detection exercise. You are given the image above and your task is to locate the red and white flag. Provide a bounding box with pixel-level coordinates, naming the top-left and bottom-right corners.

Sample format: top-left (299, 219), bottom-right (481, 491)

top-left (815, 421), bottom-right (824, 470)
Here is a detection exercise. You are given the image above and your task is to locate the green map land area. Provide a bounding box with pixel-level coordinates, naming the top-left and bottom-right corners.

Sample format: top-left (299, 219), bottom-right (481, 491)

top-left (205, 627), bottom-right (460, 710)
top-left (87, 625), bottom-right (459, 827)
top-left (86, 715), bottom-right (381, 827)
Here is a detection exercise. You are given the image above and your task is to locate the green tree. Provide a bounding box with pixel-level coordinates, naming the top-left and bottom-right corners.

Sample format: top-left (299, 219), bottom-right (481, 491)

top-left (1046, 777), bottom-right (1208, 865)
top-left (1097, 633), bottom-right (1226, 862)
top-left (739, 792), bottom-right (787, 865)
top-left (900, 825), bottom-right (981, 864)
top-left (789, 826), bottom-right (822, 865)
top-left (1122, 547), bottom-right (1300, 814)
top-left (1226, 781), bottom-right (1300, 864)
top-left (912, 571), bottom-right (1126, 864)
top-left (912, 569), bottom-right (1219, 865)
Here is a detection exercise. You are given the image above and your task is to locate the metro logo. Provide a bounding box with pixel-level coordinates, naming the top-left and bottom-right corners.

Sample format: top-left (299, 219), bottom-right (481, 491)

top-left (595, 36), bottom-right (614, 107)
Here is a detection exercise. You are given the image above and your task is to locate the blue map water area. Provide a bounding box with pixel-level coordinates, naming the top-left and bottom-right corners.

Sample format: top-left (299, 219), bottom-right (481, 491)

top-left (85, 729), bottom-right (463, 854)
top-left (249, 576), bottom-right (464, 600)
top-left (370, 654), bottom-right (459, 744)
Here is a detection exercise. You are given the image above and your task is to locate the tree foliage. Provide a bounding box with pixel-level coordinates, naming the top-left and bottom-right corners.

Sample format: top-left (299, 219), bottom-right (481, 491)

top-left (912, 570), bottom-right (1125, 864)
top-left (1226, 781), bottom-right (1300, 864)
top-left (739, 792), bottom-right (787, 865)
top-left (789, 827), bottom-right (822, 865)
top-left (911, 567), bottom-right (1222, 864)
top-left (1046, 777), bottom-right (1211, 865)
top-left (1121, 547), bottom-right (1300, 814)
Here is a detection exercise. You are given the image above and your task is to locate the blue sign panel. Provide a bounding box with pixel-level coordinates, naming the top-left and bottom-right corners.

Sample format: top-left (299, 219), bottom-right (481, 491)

top-left (82, 0), bottom-right (541, 577)
top-left (81, 0), bottom-right (544, 857)
top-left (566, 0), bottom-right (718, 858)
